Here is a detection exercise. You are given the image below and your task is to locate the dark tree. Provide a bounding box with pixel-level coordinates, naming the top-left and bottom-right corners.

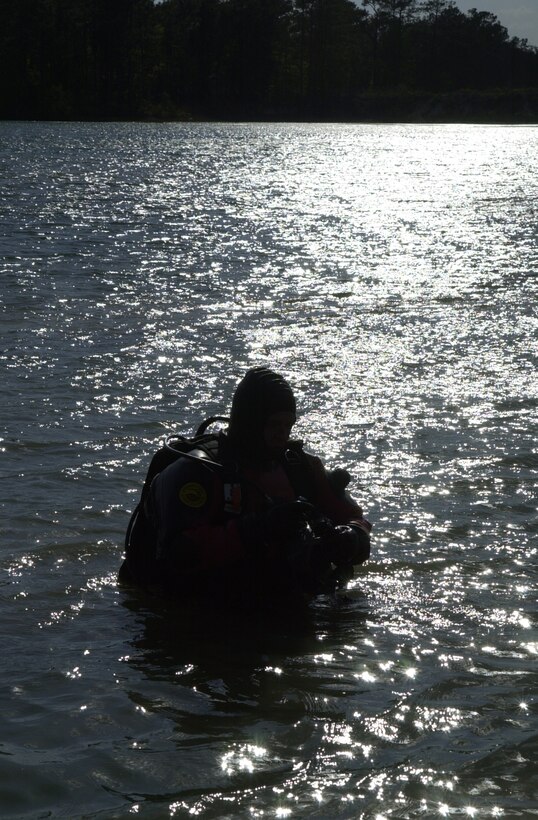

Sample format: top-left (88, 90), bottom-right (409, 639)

top-left (0, 0), bottom-right (537, 121)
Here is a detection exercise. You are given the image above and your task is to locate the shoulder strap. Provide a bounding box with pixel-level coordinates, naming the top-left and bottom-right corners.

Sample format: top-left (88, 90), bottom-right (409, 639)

top-left (138, 428), bottom-right (224, 507)
top-left (195, 416), bottom-right (229, 436)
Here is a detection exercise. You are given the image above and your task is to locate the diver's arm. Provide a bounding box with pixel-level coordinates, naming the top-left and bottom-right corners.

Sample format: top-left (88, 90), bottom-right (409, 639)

top-left (304, 454), bottom-right (370, 529)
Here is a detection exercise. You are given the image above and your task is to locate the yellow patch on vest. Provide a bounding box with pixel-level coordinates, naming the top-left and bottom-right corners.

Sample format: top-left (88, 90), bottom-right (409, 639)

top-left (179, 482), bottom-right (207, 508)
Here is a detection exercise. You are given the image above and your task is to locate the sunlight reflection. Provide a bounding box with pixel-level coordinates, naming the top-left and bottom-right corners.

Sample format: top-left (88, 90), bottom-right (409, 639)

top-left (312, 788), bottom-right (323, 803)
top-left (357, 670), bottom-right (377, 682)
top-left (220, 743), bottom-right (268, 777)
top-left (414, 706), bottom-right (465, 733)
top-left (324, 722), bottom-right (353, 748)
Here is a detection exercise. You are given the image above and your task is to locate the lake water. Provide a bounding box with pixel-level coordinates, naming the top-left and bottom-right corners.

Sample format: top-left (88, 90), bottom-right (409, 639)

top-left (1, 121), bottom-right (537, 819)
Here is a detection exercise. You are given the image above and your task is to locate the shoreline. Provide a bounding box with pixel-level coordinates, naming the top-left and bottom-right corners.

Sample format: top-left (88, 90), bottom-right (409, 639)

top-left (3, 90), bottom-right (538, 126)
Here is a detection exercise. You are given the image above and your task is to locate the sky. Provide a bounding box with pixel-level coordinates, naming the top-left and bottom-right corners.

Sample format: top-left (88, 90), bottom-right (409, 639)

top-left (454, 1), bottom-right (538, 47)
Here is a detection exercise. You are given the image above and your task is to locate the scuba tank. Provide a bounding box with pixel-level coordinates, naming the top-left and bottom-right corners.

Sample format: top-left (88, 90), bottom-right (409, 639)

top-left (119, 417), bottom-right (229, 586)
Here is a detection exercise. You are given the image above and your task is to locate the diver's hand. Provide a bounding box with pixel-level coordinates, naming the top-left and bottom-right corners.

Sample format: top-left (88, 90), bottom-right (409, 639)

top-left (239, 500), bottom-right (314, 551)
top-left (323, 524), bottom-right (370, 566)
top-left (265, 500), bottom-right (314, 540)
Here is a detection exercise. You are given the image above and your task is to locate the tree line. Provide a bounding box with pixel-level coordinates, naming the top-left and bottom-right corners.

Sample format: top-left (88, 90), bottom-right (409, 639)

top-left (1, 0), bottom-right (537, 121)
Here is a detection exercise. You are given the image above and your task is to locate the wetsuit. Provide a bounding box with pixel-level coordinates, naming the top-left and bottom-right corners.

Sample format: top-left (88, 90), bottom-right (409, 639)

top-left (121, 435), bottom-right (371, 599)
top-left (121, 367), bottom-right (372, 601)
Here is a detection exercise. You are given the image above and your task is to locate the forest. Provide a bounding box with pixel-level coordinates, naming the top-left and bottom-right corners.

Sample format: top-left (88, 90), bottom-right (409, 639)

top-left (1, 0), bottom-right (537, 121)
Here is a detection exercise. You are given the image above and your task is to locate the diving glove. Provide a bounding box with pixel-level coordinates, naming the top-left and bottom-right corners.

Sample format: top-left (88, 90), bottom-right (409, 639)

top-left (322, 523), bottom-right (370, 566)
top-left (239, 500), bottom-right (314, 550)
top-left (265, 500), bottom-right (314, 540)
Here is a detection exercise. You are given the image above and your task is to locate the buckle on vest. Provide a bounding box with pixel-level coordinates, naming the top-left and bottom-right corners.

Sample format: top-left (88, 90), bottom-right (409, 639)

top-left (224, 483), bottom-right (242, 514)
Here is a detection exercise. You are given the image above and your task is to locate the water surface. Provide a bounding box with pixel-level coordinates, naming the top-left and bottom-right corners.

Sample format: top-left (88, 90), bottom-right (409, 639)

top-left (1, 121), bottom-right (537, 818)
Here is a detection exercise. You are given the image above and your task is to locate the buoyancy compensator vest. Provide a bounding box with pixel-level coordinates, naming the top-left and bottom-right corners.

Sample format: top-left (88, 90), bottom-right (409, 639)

top-left (119, 417), bottom-right (356, 595)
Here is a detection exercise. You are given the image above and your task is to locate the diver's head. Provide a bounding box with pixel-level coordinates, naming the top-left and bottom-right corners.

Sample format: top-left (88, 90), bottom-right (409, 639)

top-left (228, 367), bottom-right (296, 461)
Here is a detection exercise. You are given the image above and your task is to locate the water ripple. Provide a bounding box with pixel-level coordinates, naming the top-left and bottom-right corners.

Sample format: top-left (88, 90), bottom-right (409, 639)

top-left (1, 121), bottom-right (537, 818)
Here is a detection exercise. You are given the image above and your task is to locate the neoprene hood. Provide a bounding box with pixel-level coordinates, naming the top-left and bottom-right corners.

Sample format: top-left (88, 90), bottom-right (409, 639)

top-left (227, 367), bottom-right (296, 458)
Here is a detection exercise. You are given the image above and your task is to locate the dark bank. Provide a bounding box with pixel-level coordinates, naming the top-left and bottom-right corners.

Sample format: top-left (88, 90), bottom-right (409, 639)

top-left (1, 0), bottom-right (537, 123)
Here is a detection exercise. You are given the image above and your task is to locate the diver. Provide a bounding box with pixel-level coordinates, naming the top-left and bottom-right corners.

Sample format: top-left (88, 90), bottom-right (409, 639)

top-left (120, 367), bottom-right (371, 602)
